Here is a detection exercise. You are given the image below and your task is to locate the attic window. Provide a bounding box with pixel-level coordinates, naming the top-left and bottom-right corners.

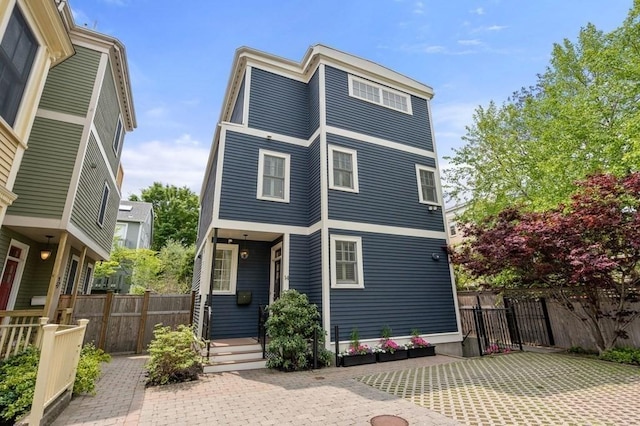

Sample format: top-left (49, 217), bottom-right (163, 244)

top-left (348, 75), bottom-right (412, 115)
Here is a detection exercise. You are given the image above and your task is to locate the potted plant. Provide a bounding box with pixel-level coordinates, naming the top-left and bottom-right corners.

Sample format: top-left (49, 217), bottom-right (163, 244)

top-left (338, 329), bottom-right (377, 367)
top-left (406, 329), bottom-right (436, 358)
top-left (376, 326), bottom-right (408, 362)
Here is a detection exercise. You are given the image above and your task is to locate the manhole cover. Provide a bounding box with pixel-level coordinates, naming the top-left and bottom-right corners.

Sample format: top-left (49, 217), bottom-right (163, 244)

top-left (370, 415), bottom-right (409, 426)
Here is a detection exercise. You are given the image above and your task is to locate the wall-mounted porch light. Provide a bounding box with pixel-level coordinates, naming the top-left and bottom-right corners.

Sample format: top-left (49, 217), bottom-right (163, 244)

top-left (240, 234), bottom-right (249, 260)
top-left (40, 235), bottom-right (53, 261)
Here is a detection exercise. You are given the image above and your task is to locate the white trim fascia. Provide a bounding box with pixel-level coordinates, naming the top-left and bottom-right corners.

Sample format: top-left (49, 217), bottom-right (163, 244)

top-left (69, 38), bottom-right (111, 54)
top-left (327, 220), bottom-right (447, 240)
top-left (347, 74), bottom-right (413, 115)
top-left (4, 239), bottom-right (29, 311)
top-left (213, 219), bottom-right (309, 236)
top-left (67, 221), bottom-right (110, 259)
top-left (415, 164), bottom-right (440, 206)
top-left (256, 149), bottom-right (291, 203)
top-left (330, 234), bottom-right (365, 289)
top-left (211, 243), bottom-right (239, 295)
top-left (326, 126), bottom-right (436, 159)
top-left (308, 221), bottom-right (322, 235)
top-left (319, 64), bottom-right (331, 347)
top-left (282, 234), bottom-right (290, 292)
top-left (61, 53), bottom-right (109, 226)
top-left (222, 123), bottom-right (312, 148)
top-left (212, 128), bottom-right (226, 222)
top-left (35, 108), bottom-right (85, 126)
top-left (242, 66), bottom-right (251, 126)
top-left (327, 145), bottom-right (359, 193)
top-left (3, 215), bottom-right (61, 229)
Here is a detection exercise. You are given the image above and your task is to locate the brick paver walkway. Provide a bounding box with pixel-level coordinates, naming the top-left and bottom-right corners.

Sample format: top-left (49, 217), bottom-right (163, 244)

top-left (360, 352), bottom-right (640, 425)
top-left (53, 352), bottom-right (640, 425)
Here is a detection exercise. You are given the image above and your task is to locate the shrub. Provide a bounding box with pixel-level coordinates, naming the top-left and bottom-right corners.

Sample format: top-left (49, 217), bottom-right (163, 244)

top-left (146, 324), bottom-right (204, 386)
top-left (0, 346), bottom-right (38, 423)
top-left (265, 290), bottom-right (332, 371)
top-left (600, 347), bottom-right (640, 366)
top-left (74, 344), bottom-right (111, 395)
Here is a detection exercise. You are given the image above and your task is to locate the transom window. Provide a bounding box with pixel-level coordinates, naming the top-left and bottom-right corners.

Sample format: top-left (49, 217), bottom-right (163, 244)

top-left (0, 7), bottom-right (38, 126)
top-left (212, 244), bottom-right (238, 294)
top-left (97, 182), bottom-right (110, 227)
top-left (328, 145), bottom-right (359, 193)
top-left (257, 149), bottom-right (290, 203)
top-left (330, 235), bottom-right (365, 289)
top-left (415, 165), bottom-right (438, 205)
top-left (348, 75), bottom-right (412, 115)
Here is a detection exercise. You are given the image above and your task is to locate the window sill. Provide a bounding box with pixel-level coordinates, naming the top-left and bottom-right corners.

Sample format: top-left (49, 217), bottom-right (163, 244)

top-left (212, 291), bottom-right (236, 295)
top-left (329, 185), bottom-right (359, 193)
top-left (257, 195), bottom-right (289, 203)
top-left (331, 283), bottom-right (365, 289)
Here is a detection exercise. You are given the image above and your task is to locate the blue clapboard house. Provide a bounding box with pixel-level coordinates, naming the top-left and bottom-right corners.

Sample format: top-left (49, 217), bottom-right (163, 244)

top-left (193, 45), bottom-right (462, 368)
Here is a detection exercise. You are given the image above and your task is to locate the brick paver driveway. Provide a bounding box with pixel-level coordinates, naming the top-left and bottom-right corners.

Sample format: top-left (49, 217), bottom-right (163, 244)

top-left (359, 352), bottom-right (640, 425)
top-left (55, 352), bottom-right (640, 425)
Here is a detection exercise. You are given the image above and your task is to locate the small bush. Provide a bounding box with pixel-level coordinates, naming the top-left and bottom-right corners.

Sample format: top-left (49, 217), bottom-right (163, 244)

top-left (0, 346), bottom-right (38, 423)
top-left (146, 324), bottom-right (204, 386)
top-left (567, 346), bottom-right (598, 356)
top-left (265, 290), bottom-right (332, 371)
top-left (600, 347), bottom-right (640, 366)
top-left (74, 344), bottom-right (111, 395)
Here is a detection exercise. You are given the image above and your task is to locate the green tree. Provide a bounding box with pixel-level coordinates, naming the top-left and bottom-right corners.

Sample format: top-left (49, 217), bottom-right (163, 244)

top-left (130, 182), bottom-right (199, 250)
top-left (156, 241), bottom-right (195, 294)
top-left (445, 1), bottom-right (640, 223)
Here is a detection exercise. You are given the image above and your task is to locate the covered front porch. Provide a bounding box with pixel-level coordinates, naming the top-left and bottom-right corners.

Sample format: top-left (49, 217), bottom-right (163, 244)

top-left (201, 228), bottom-right (285, 342)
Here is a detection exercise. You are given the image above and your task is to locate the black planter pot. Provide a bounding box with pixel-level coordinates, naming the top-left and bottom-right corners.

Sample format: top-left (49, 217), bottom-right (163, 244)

top-left (376, 349), bottom-right (408, 362)
top-left (339, 353), bottom-right (377, 367)
top-left (407, 346), bottom-right (436, 358)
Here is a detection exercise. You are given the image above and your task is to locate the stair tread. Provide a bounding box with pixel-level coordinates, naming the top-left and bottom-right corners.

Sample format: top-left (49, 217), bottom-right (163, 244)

top-left (210, 358), bottom-right (265, 365)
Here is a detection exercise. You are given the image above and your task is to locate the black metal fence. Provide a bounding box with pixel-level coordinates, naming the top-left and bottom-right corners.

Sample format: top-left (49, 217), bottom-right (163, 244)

top-left (504, 297), bottom-right (555, 347)
top-left (460, 306), bottom-right (523, 355)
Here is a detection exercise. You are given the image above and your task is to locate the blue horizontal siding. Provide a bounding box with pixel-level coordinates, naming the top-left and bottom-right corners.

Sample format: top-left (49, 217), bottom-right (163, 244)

top-left (308, 69), bottom-right (320, 137)
top-left (307, 230), bottom-right (322, 313)
top-left (307, 138), bottom-right (321, 226)
top-left (219, 131), bottom-right (308, 227)
top-left (197, 151), bottom-right (217, 246)
top-left (288, 234), bottom-right (309, 295)
top-left (248, 68), bottom-right (309, 139)
top-left (230, 74), bottom-right (245, 124)
top-left (325, 66), bottom-right (433, 151)
top-left (329, 230), bottom-right (457, 341)
top-left (211, 240), bottom-right (271, 339)
top-left (327, 133), bottom-right (444, 231)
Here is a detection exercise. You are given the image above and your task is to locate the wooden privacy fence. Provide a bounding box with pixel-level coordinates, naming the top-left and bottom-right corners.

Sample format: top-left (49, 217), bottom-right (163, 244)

top-left (58, 291), bottom-right (194, 354)
top-left (28, 319), bottom-right (88, 426)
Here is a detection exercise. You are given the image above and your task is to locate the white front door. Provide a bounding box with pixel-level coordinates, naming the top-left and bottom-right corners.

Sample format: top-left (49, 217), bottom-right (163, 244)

top-left (0, 240), bottom-right (29, 311)
top-left (269, 242), bottom-right (283, 304)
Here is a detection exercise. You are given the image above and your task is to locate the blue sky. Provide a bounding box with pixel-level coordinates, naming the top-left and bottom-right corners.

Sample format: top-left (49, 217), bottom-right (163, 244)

top-left (71, 0), bottom-right (633, 198)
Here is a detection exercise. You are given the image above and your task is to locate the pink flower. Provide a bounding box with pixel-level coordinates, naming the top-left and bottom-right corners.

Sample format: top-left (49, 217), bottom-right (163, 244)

top-left (409, 336), bottom-right (431, 348)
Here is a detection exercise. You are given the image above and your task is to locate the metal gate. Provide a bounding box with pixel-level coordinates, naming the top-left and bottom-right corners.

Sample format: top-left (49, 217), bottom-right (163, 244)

top-left (504, 297), bottom-right (555, 347)
top-left (460, 306), bottom-right (523, 355)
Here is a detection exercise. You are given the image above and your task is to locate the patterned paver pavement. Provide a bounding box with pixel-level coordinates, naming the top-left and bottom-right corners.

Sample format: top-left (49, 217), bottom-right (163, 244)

top-left (359, 352), bottom-right (640, 426)
top-left (53, 351), bottom-right (640, 425)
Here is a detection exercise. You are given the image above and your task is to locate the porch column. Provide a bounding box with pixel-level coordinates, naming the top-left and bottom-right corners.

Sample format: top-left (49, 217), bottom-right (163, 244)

top-left (43, 231), bottom-right (68, 321)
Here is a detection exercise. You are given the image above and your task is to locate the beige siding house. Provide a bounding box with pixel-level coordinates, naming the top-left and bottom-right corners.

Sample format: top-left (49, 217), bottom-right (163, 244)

top-left (0, 0), bottom-right (136, 323)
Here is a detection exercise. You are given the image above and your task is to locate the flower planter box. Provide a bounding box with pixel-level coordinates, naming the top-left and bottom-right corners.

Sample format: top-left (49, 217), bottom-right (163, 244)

top-left (407, 346), bottom-right (436, 358)
top-left (376, 349), bottom-right (408, 363)
top-left (339, 353), bottom-right (377, 367)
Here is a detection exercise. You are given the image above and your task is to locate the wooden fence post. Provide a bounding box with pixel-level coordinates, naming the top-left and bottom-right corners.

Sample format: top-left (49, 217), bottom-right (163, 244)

top-left (136, 290), bottom-right (151, 354)
top-left (34, 317), bottom-right (49, 349)
top-left (29, 324), bottom-right (58, 425)
top-left (98, 292), bottom-right (114, 350)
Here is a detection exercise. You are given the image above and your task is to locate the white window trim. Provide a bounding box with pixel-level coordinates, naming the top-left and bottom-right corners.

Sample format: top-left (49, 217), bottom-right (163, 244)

top-left (328, 145), bottom-right (359, 193)
top-left (212, 243), bottom-right (239, 295)
top-left (2, 239), bottom-right (29, 311)
top-left (112, 115), bottom-right (123, 155)
top-left (257, 149), bottom-right (291, 203)
top-left (348, 74), bottom-right (413, 115)
top-left (114, 222), bottom-right (128, 247)
top-left (415, 164), bottom-right (439, 206)
top-left (330, 235), bottom-right (365, 289)
top-left (97, 182), bottom-right (110, 227)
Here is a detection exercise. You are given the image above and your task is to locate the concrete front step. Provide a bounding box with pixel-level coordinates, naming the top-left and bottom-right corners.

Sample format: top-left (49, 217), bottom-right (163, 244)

top-left (210, 348), bottom-right (265, 362)
top-left (204, 358), bottom-right (267, 373)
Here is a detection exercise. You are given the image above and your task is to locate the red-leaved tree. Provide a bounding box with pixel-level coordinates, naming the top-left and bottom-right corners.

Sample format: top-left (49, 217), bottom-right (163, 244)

top-left (452, 173), bottom-right (640, 353)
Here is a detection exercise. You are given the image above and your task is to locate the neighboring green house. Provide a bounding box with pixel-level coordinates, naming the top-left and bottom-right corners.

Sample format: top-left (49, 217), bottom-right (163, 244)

top-left (92, 200), bottom-right (154, 294)
top-left (0, 2), bottom-right (136, 321)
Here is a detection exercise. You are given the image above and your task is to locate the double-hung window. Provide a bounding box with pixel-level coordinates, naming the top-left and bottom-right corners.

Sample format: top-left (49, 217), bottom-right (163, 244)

top-left (348, 75), bottom-right (412, 115)
top-left (212, 243), bottom-right (238, 294)
top-left (257, 149), bottom-right (290, 202)
top-left (97, 182), bottom-right (110, 227)
top-left (330, 235), bottom-right (365, 289)
top-left (0, 7), bottom-right (38, 126)
top-left (415, 165), bottom-right (438, 205)
top-left (328, 145), bottom-right (359, 193)
top-left (112, 116), bottom-right (123, 155)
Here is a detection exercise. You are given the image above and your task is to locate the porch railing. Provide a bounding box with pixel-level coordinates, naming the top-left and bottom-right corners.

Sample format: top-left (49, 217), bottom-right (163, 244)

top-left (28, 319), bottom-right (89, 426)
top-left (0, 310), bottom-right (45, 360)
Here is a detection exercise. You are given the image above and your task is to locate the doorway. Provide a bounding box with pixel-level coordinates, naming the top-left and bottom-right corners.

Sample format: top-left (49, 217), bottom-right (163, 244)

top-left (0, 240), bottom-right (29, 311)
top-left (269, 242), bottom-right (283, 304)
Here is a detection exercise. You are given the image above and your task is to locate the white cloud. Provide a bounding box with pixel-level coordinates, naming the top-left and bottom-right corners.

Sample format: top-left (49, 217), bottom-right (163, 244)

top-left (458, 39), bottom-right (483, 46)
top-left (472, 24), bottom-right (508, 33)
top-left (101, 0), bottom-right (127, 5)
top-left (470, 7), bottom-right (485, 15)
top-left (413, 1), bottom-right (424, 14)
top-left (120, 134), bottom-right (210, 197)
top-left (145, 107), bottom-right (167, 118)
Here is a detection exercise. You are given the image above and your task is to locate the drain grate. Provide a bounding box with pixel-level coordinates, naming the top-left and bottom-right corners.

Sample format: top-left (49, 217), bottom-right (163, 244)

top-left (370, 415), bottom-right (409, 426)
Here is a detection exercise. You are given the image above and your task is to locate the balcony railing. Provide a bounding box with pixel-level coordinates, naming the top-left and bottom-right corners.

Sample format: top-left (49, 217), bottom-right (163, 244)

top-left (0, 309), bottom-right (45, 360)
